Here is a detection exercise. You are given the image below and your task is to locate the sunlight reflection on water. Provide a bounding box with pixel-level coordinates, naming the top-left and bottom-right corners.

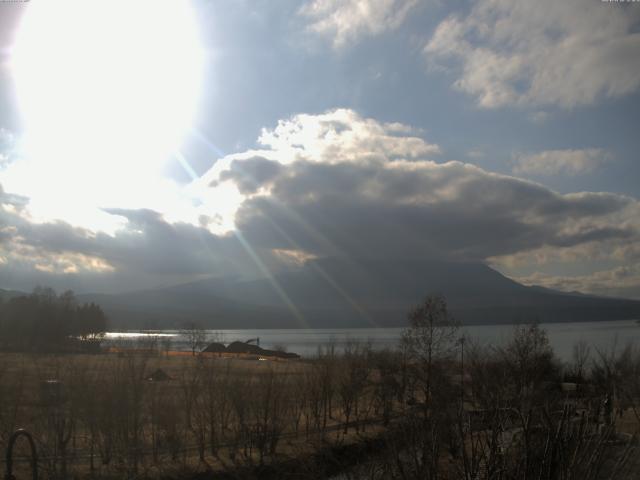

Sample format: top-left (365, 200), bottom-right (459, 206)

top-left (106, 319), bottom-right (640, 361)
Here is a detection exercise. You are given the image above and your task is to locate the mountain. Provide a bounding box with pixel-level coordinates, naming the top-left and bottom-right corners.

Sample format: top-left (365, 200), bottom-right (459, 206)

top-left (78, 259), bottom-right (640, 329)
top-left (0, 288), bottom-right (29, 302)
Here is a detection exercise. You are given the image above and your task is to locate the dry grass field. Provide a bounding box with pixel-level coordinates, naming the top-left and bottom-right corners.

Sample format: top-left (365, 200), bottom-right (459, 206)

top-left (2, 319), bottom-right (640, 479)
top-left (0, 346), bottom-right (394, 479)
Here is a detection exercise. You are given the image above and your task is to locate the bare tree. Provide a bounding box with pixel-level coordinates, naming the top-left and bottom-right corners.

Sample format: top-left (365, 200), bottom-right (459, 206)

top-left (202, 361), bottom-right (233, 456)
top-left (249, 366), bottom-right (289, 464)
top-left (337, 341), bottom-right (371, 434)
top-left (499, 323), bottom-right (559, 407)
top-left (570, 339), bottom-right (591, 382)
top-left (371, 349), bottom-right (400, 426)
top-left (402, 294), bottom-right (459, 408)
top-left (179, 358), bottom-right (209, 464)
top-left (182, 321), bottom-right (208, 356)
top-left (314, 344), bottom-right (337, 434)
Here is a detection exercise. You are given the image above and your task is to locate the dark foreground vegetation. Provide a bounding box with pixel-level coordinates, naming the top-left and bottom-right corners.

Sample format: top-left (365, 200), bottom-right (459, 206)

top-left (0, 295), bottom-right (639, 479)
top-left (0, 287), bottom-right (107, 352)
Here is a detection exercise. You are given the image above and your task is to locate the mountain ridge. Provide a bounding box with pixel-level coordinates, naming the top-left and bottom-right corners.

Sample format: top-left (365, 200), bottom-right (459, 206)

top-left (74, 259), bottom-right (640, 329)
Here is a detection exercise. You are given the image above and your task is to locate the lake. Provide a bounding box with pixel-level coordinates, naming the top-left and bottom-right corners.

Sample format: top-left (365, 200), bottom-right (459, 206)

top-left (105, 319), bottom-right (640, 361)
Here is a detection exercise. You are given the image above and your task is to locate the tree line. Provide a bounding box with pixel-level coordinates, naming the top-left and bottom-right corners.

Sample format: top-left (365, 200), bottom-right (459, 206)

top-left (0, 287), bottom-right (108, 352)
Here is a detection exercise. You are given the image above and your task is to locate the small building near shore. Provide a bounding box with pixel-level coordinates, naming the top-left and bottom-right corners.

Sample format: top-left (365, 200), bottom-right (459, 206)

top-left (202, 342), bottom-right (226, 353)
top-left (200, 340), bottom-right (300, 360)
top-left (225, 341), bottom-right (263, 355)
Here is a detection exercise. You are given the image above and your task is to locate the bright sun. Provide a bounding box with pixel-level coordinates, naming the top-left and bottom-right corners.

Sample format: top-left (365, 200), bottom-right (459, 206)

top-left (9, 0), bottom-right (203, 230)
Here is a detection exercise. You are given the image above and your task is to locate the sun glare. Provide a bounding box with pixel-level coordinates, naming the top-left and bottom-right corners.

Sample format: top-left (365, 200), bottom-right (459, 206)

top-left (9, 0), bottom-right (203, 230)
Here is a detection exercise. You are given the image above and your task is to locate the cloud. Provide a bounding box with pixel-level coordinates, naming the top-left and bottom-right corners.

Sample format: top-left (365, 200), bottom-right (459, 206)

top-left (258, 108), bottom-right (440, 162)
top-left (516, 265), bottom-right (640, 300)
top-left (233, 162), bottom-right (637, 262)
top-left (3, 116), bottom-right (428, 292)
top-left (0, 195), bottom-right (276, 292)
top-left (193, 109), bottom-right (441, 232)
top-left (218, 157), bottom-right (283, 195)
top-left (513, 148), bottom-right (613, 176)
top-left (0, 189), bottom-right (116, 290)
top-left (425, 0), bottom-right (640, 108)
top-left (299, 0), bottom-right (418, 48)
top-left (1, 108), bottom-right (638, 297)
top-left (203, 109), bottom-right (640, 267)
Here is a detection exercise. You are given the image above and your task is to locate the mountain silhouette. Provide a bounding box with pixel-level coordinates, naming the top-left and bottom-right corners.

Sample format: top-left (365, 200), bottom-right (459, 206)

top-left (77, 259), bottom-right (640, 329)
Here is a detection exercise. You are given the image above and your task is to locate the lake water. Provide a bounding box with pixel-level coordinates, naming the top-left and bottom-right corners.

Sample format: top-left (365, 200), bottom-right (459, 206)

top-left (105, 319), bottom-right (640, 361)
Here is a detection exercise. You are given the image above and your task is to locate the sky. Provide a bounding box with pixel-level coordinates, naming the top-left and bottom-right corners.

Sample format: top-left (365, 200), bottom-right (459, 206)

top-left (0, 0), bottom-right (639, 299)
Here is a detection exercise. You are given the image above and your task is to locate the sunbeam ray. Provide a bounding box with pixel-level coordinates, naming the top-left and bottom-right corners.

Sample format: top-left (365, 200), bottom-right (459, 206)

top-left (234, 230), bottom-right (308, 328)
top-left (260, 212), bottom-right (377, 327)
top-left (189, 128), bottom-right (227, 159)
top-left (175, 150), bottom-right (199, 181)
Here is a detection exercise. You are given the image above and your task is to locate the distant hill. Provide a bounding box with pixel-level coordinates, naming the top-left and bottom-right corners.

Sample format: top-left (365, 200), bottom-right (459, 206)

top-left (0, 288), bottom-right (28, 302)
top-left (78, 259), bottom-right (640, 329)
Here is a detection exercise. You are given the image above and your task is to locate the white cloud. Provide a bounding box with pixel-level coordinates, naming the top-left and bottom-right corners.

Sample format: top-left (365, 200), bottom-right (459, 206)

top-left (425, 0), bottom-right (640, 108)
top-left (513, 148), bottom-right (613, 176)
top-left (299, 0), bottom-right (417, 48)
top-left (258, 108), bottom-right (440, 163)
